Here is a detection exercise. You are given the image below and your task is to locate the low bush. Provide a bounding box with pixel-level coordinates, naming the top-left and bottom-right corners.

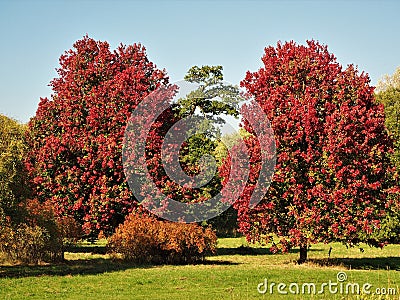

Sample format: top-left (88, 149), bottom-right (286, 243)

top-left (0, 223), bottom-right (61, 264)
top-left (107, 212), bottom-right (217, 264)
top-left (0, 199), bottom-right (75, 264)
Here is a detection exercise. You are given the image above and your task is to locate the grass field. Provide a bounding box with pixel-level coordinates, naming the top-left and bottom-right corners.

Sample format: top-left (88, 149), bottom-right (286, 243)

top-left (0, 237), bottom-right (399, 299)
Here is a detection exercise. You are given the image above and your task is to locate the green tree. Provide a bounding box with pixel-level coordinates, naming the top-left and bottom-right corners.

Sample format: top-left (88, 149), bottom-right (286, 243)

top-left (180, 65), bottom-right (241, 119)
top-left (375, 66), bottom-right (400, 170)
top-left (214, 128), bottom-right (251, 167)
top-left (0, 115), bottom-right (70, 263)
top-left (174, 65), bottom-right (243, 195)
top-left (0, 115), bottom-right (31, 225)
top-left (374, 66), bottom-right (400, 243)
top-left (176, 66), bottom-right (244, 234)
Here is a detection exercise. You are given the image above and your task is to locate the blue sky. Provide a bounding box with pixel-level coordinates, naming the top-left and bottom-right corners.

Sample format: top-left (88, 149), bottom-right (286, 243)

top-left (0, 0), bottom-right (399, 123)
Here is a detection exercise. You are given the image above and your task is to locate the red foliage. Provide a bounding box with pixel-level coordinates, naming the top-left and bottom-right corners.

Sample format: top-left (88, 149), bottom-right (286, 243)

top-left (220, 40), bottom-right (396, 251)
top-left (26, 36), bottom-right (168, 236)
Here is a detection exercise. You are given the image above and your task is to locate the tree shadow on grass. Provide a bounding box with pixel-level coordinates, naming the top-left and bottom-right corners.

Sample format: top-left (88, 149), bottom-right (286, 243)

top-left (65, 245), bottom-right (107, 254)
top-left (0, 258), bottom-right (139, 278)
top-left (309, 257), bottom-right (400, 271)
top-left (0, 257), bottom-right (237, 279)
top-left (217, 245), bottom-right (323, 256)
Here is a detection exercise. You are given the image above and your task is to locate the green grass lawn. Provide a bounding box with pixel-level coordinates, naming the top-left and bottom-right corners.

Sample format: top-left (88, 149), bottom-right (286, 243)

top-left (0, 238), bottom-right (399, 299)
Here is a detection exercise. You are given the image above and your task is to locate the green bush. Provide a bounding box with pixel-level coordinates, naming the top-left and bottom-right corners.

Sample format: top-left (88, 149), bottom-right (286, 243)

top-left (107, 212), bottom-right (217, 264)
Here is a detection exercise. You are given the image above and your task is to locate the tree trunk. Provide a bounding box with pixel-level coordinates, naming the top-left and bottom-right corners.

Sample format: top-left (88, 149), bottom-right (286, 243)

top-left (298, 245), bottom-right (308, 264)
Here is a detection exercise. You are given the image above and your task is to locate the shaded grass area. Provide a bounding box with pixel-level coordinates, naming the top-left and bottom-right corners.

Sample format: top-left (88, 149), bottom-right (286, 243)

top-left (0, 257), bottom-right (237, 279)
top-left (217, 237), bottom-right (400, 270)
top-left (0, 258), bottom-right (138, 279)
top-left (0, 238), bottom-right (399, 299)
top-left (309, 257), bottom-right (400, 271)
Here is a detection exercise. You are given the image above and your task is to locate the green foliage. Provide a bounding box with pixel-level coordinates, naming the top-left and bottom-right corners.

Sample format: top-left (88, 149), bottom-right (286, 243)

top-left (0, 115), bottom-right (68, 264)
top-left (205, 206), bottom-right (239, 237)
top-left (174, 66), bottom-right (245, 233)
top-left (184, 65), bottom-right (224, 84)
top-left (375, 68), bottom-right (400, 171)
top-left (375, 212), bottom-right (400, 243)
top-left (180, 65), bottom-right (243, 121)
top-left (107, 212), bottom-right (217, 264)
top-left (375, 67), bottom-right (400, 244)
top-left (214, 128), bottom-right (251, 167)
top-left (0, 115), bottom-right (31, 225)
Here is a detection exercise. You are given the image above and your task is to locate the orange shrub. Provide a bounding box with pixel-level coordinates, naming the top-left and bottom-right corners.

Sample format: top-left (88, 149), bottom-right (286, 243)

top-left (107, 212), bottom-right (217, 264)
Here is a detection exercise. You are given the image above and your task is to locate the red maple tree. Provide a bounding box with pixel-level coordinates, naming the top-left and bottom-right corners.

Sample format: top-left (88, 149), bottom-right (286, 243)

top-left (220, 40), bottom-right (397, 262)
top-left (26, 36), bottom-right (168, 236)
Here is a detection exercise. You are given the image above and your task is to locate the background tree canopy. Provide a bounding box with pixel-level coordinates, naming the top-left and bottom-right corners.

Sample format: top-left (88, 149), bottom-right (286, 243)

top-left (374, 66), bottom-right (400, 243)
top-left (375, 66), bottom-right (400, 171)
top-left (0, 114), bottom-right (30, 225)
